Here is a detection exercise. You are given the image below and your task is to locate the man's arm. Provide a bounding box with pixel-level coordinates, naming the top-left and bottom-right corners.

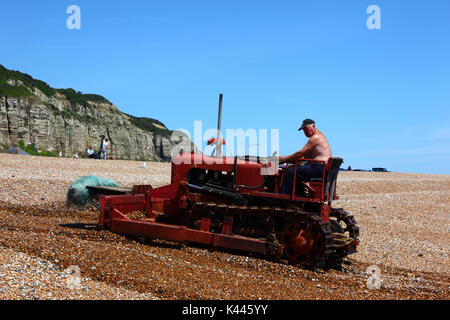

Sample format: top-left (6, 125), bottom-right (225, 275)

top-left (279, 136), bottom-right (318, 164)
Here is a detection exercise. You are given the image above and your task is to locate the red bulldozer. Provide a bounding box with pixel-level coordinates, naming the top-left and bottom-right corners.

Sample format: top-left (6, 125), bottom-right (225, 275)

top-left (90, 95), bottom-right (359, 268)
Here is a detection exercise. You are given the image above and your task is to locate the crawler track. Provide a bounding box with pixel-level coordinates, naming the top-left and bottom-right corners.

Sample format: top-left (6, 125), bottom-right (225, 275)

top-left (182, 201), bottom-right (358, 268)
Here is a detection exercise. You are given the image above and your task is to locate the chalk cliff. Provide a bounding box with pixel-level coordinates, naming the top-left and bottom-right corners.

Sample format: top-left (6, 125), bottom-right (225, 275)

top-left (0, 64), bottom-right (194, 160)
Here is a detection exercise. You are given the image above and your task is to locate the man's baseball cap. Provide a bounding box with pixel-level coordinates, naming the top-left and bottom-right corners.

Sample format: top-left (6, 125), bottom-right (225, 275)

top-left (298, 119), bottom-right (315, 131)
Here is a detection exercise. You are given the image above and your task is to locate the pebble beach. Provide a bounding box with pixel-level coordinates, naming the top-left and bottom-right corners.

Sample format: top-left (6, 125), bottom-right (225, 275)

top-left (0, 154), bottom-right (448, 300)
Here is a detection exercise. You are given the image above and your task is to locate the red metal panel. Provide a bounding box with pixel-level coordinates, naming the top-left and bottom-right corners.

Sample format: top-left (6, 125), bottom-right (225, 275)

top-left (212, 234), bottom-right (267, 254)
top-left (145, 190), bottom-right (151, 215)
top-left (97, 196), bottom-right (108, 228)
top-left (200, 217), bottom-right (211, 232)
top-left (106, 209), bottom-right (269, 255)
top-left (292, 162), bottom-right (298, 201)
top-left (185, 228), bottom-right (213, 244)
top-left (111, 219), bottom-right (187, 242)
top-left (148, 183), bottom-right (178, 199)
top-left (102, 194), bottom-right (146, 213)
top-left (221, 216), bottom-right (233, 235)
top-left (320, 204), bottom-right (330, 223)
top-left (171, 154), bottom-right (267, 194)
top-left (235, 163), bottom-right (265, 193)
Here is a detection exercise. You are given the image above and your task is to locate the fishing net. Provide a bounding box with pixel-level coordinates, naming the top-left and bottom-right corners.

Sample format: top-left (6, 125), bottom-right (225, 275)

top-left (66, 175), bottom-right (118, 206)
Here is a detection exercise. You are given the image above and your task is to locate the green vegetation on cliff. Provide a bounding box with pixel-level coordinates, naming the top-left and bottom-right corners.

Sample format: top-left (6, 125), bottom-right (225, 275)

top-left (124, 113), bottom-right (172, 137)
top-left (55, 88), bottom-right (110, 108)
top-left (0, 64), bottom-right (111, 106)
top-left (0, 64), bottom-right (54, 97)
top-left (1, 64), bottom-right (172, 138)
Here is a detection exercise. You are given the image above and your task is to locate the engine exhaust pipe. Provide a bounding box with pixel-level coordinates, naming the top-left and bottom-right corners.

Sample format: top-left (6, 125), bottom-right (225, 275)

top-left (216, 93), bottom-right (223, 157)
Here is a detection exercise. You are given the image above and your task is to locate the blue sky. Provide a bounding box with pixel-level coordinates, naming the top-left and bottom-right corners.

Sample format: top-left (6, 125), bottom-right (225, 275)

top-left (1, 0), bottom-right (449, 174)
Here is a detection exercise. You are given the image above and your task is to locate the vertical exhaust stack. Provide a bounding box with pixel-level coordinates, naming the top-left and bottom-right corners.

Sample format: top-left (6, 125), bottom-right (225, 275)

top-left (216, 93), bottom-right (223, 158)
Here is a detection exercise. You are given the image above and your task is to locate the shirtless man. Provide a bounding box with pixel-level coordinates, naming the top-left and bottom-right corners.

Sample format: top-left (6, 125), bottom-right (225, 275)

top-left (279, 119), bottom-right (332, 195)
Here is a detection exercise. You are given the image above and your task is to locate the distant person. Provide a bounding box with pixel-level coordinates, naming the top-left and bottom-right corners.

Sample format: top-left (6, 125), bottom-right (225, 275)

top-left (348, 165), bottom-right (352, 171)
top-left (278, 119), bottom-right (332, 195)
top-left (98, 135), bottom-right (105, 158)
top-left (101, 137), bottom-right (110, 159)
top-left (86, 146), bottom-right (96, 159)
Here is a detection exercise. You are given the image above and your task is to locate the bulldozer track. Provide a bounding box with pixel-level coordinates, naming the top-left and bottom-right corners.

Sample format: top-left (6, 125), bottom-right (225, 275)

top-left (184, 201), bottom-right (351, 268)
top-left (329, 208), bottom-right (360, 261)
top-left (187, 201), bottom-right (313, 218)
top-left (330, 208), bottom-right (360, 241)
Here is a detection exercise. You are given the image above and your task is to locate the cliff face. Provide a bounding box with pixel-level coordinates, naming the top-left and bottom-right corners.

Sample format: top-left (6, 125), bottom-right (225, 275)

top-left (0, 66), bottom-right (193, 161)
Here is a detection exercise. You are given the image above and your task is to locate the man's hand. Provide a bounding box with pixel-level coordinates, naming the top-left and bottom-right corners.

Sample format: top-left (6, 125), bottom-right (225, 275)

top-left (279, 156), bottom-right (288, 164)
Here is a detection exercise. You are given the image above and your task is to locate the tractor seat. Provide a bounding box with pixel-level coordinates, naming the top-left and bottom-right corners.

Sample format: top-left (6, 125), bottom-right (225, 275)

top-left (295, 157), bottom-right (343, 199)
top-left (304, 158), bottom-right (343, 183)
